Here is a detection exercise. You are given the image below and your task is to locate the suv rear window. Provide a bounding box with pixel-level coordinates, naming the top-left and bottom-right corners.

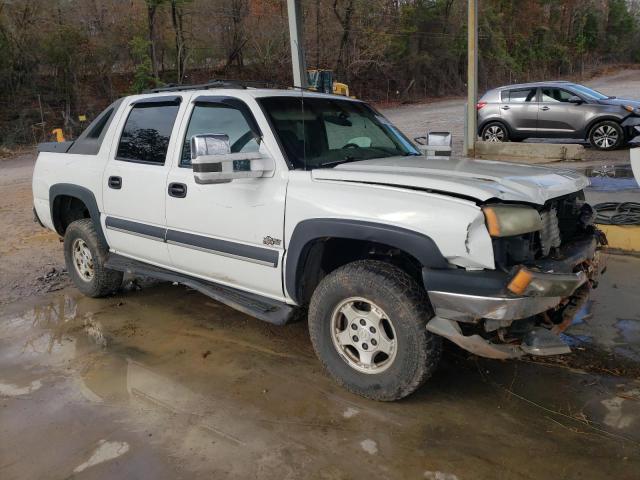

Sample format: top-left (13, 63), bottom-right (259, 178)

top-left (116, 103), bottom-right (180, 165)
top-left (502, 88), bottom-right (537, 103)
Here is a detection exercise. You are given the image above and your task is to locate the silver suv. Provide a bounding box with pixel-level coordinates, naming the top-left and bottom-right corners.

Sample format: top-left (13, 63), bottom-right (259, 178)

top-left (477, 81), bottom-right (640, 150)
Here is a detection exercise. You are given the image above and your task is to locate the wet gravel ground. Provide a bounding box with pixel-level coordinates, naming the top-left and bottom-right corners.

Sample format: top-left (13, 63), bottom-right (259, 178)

top-left (1, 69), bottom-right (640, 479)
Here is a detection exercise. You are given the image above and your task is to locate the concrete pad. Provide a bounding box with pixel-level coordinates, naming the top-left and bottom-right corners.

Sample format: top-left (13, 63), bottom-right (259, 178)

top-left (598, 224), bottom-right (640, 252)
top-left (475, 141), bottom-right (584, 163)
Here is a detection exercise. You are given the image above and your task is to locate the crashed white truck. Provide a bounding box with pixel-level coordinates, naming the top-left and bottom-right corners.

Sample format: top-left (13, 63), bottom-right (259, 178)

top-left (32, 82), bottom-right (606, 401)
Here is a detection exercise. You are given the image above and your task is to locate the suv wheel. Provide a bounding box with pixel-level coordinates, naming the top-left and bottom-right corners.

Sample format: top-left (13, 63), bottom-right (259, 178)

top-left (308, 260), bottom-right (441, 401)
top-left (481, 122), bottom-right (509, 142)
top-left (64, 218), bottom-right (123, 297)
top-left (589, 121), bottom-right (624, 150)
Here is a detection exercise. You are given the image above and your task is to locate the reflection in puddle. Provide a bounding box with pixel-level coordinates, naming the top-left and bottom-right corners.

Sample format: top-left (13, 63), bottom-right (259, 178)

top-left (571, 301), bottom-right (593, 326)
top-left (583, 164), bottom-right (639, 191)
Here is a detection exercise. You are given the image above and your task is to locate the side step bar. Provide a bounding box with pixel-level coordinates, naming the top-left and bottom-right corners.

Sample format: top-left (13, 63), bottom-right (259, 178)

top-left (105, 254), bottom-right (297, 326)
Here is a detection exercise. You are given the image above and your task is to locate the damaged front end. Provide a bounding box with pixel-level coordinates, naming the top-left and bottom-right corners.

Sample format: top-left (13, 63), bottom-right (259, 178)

top-left (423, 192), bottom-right (607, 359)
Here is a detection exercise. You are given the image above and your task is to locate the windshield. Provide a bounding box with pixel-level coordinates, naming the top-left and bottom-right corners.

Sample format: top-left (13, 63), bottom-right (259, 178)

top-left (258, 96), bottom-right (420, 169)
top-left (569, 84), bottom-right (609, 100)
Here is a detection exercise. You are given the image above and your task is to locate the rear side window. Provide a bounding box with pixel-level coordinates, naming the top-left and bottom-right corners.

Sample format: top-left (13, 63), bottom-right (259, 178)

top-left (67, 98), bottom-right (124, 155)
top-left (116, 103), bottom-right (180, 165)
top-left (502, 88), bottom-right (537, 103)
top-left (86, 108), bottom-right (113, 139)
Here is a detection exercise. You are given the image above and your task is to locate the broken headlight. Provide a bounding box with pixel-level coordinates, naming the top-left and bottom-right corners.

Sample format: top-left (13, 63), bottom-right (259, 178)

top-left (482, 204), bottom-right (543, 238)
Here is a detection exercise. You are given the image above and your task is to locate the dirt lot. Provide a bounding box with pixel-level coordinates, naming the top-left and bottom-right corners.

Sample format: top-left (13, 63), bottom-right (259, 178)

top-left (1, 69), bottom-right (640, 479)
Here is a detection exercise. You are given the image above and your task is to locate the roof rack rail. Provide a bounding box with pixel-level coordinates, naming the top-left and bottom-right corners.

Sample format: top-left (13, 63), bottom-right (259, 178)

top-left (143, 78), bottom-right (320, 94)
top-left (144, 80), bottom-right (248, 94)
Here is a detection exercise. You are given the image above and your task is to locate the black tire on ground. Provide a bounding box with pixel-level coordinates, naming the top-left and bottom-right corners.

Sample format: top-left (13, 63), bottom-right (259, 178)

top-left (588, 120), bottom-right (624, 150)
top-left (308, 260), bottom-right (441, 401)
top-left (64, 218), bottom-right (123, 298)
top-left (481, 122), bottom-right (510, 142)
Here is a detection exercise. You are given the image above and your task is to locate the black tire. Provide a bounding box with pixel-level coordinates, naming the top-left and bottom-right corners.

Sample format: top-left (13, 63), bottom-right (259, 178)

top-left (481, 122), bottom-right (510, 142)
top-left (64, 218), bottom-right (123, 298)
top-left (308, 260), bottom-right (441, 401)
top-left (588, 120), bottom-right (624, 150)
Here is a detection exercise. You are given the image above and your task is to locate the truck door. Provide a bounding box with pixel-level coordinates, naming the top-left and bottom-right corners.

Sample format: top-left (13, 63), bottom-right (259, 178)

top-left (500, 87), bottom-right (539, 136)
top-left (102, 96), bottom-right (185, 267)
top-left (164, 95), bottom-right (287, 300)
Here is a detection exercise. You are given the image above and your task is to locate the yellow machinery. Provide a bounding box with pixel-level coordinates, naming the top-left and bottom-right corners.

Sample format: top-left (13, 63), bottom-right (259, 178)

top-left (307, 69), bottom-right (350, 96)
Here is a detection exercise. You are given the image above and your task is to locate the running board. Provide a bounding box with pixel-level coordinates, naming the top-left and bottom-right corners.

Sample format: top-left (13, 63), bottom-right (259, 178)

top-left (105, 254), bottom-right (297, 325)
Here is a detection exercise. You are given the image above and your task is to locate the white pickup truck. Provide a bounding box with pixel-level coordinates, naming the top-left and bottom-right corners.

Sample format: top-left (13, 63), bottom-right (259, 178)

top-left (33, 82), bottom-right (605, 400)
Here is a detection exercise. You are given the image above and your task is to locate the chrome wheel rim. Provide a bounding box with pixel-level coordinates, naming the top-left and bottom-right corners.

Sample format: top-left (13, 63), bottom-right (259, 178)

top-left (72, 238), bottom-right (94, 282)
top-left (330, 297), bottom-right (397, 374)
top-left (483, 125), bottom-right (505, 142)
top-left (593, 125), bottom-right (619, 149)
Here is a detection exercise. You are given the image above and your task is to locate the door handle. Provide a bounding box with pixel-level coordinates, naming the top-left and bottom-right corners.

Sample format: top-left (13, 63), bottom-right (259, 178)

top-left (501, 106), bottom-right (510, 110)
top-left (541, 106), bottom-right (550, 111)
top-left (108, 176), bottom-right (122, 189)
top-left (168, 182), bottom-right (187, 198)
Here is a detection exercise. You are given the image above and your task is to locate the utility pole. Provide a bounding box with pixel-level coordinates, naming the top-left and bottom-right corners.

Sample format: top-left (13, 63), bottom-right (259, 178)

top-left (286, 0), bottom-right (307, 89)
top-left (465, 0), bottom-right (478, 157)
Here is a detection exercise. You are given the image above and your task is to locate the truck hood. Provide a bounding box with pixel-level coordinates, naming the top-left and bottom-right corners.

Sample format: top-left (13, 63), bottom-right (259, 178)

top-left (311, 157), bottom-right (589, 204)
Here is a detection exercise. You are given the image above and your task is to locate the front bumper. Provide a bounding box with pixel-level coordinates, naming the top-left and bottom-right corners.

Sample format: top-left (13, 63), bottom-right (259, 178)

top-left (423, 235), bottom-right (605, 358)
top-left (423, 236), bottom-right (601, 323)
top-left (622, 115), bottom-right (640, 139)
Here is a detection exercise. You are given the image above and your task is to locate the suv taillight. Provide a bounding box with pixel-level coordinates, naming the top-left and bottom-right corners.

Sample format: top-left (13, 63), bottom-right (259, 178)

top-left (476, 101), bottom-right (487, 110)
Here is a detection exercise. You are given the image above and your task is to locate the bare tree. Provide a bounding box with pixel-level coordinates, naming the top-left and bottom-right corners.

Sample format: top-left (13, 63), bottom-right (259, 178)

top-left (333, 0), bottom-right (355, 78)
top-left (145, 0), bottom-right (167, 82)
top-left (171, 0), bottom-right (190, 83)
top-left (225, 0), bottom-right (249, 68)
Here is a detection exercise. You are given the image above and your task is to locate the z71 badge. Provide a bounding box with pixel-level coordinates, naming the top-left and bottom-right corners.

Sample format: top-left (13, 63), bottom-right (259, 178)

top-left (263, 236), bottom-right (282, 246)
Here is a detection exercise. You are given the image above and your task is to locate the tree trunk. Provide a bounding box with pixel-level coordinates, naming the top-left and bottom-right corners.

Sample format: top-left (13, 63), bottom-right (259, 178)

top-left (171, 0), bottom-right (187, 83)
top-left (147, 4), bottom-right (159, 81)
top-left (333, 0), bottom-right (355, 79)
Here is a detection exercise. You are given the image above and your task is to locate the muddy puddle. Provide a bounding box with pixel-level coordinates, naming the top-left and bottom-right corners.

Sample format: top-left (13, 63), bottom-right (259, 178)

top-left (583, 164), bottom-right (639, 192)
top-left (1, 280), bottom-right (639, 479)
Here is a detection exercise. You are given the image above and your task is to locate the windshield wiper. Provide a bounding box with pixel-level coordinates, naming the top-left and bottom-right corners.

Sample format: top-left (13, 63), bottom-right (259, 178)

top-left (318, 156), bottom-right (360, 168)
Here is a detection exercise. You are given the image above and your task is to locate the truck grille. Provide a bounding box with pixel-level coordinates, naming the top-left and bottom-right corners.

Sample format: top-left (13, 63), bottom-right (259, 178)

top-left (539, 208), bottom-right (561, 256)
top-left (492, 191), bottom-right (587, 269)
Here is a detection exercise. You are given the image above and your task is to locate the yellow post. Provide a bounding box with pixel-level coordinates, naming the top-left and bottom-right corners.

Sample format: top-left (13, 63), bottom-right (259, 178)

top-left (52, 128), bottom-right (65, 142)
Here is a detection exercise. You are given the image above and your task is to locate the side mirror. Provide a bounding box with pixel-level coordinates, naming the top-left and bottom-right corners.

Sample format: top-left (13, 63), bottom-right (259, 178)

top-left (568, 95), bottom-right (583, 104)
top-left (190, 134), bottom-right (274, 184)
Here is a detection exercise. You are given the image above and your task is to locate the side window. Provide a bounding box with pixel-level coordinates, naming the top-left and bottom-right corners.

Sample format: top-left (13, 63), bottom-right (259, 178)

top-left (181, 104), bottom-right (259, 167)
top-left (116, 103), bottom-right (180, 165)
top-left (506, 88), bottom-right (537, 103)
top-left (541, 88), bottom-right (574, 103)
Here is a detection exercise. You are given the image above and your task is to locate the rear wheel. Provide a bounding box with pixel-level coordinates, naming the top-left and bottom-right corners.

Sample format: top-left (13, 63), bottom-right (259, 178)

top-left (64, 219), bottom-right (123, 297)
top-left (308, 260), bottom-right (441, 401)
top-left (589, 121), bottom-right (624, 150)
top-left (481, 122), bottom-right (509, 142)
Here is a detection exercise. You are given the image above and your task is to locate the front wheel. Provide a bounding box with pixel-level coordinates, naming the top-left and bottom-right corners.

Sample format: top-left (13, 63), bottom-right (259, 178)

top-left (64, 218), bottom-right (123, 297)
top-left (481, 122), bottom-right (509, 142)
top-left (308, 260), bottom-right (441, 401)
top-left (589, 121), bottom-right (624, 150)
